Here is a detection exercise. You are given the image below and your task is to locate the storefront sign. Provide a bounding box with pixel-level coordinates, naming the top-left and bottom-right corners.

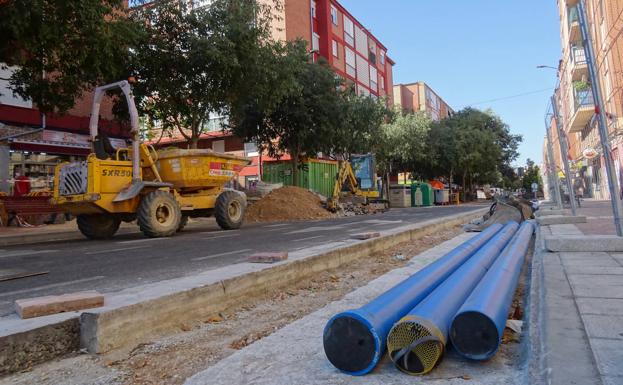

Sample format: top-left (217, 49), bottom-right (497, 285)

top-left (42, 130), bottom-right (127, 149)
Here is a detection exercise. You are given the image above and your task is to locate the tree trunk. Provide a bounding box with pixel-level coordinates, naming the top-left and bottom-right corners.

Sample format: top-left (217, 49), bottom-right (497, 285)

top-left (190, 136), bottom-right (199, 149)
top-left (291, 150), bottom-right (300, 187)
top-left (462, 170), bottom-right (467, 202)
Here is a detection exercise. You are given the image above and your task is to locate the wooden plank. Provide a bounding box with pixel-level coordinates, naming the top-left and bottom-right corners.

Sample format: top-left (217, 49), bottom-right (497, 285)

top-left (15, 291), bottom-right (104, 319)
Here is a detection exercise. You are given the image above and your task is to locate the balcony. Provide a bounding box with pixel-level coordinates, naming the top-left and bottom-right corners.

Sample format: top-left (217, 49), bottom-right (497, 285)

top-left (569, 88), bottom-right (595, 133)
top-left (570, 45), bottom-right (588, 81)
top-left (568, 5), bottom-right (581, 43)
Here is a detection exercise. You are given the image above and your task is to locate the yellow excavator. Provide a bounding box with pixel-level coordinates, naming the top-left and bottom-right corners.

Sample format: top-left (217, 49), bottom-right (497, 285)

top-left (327, 156), bottom-right (388, 212)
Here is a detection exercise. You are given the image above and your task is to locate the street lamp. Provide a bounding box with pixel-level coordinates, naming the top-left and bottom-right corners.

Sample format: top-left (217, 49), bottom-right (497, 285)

top-left (536, 65), bottom-right (558, 70)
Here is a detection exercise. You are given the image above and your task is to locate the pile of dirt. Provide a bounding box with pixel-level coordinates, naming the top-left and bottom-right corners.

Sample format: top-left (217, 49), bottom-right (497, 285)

top-left (245, 186), bottom-right (334, 222)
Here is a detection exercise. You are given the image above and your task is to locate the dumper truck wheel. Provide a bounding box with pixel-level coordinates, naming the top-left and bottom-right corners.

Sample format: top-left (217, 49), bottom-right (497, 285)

top-left (137, 190), bottom-right (181, 238)
top-left (215, 191), bottom-right (245, 230)
top-left (77, 214), bottom-right (121, 240)
top-left (177, 215), bottom-right (189, 232)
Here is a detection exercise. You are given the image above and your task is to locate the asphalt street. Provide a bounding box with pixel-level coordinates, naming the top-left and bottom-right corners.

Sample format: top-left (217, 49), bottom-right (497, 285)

top-left (0, 205), bottom-right (483, 316)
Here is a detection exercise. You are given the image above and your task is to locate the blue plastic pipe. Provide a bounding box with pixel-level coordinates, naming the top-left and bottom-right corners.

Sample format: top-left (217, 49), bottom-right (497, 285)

top-left (322, 223), bottom-right (504, 376)
top-left (386, 221), bottom-right (519, 375)
top-left (450, 221), bottom-right (534, 360)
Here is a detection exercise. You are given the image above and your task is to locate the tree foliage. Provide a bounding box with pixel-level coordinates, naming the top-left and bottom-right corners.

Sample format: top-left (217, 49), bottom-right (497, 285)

top-left (129, 0), bottom-right (282, 148)
top-left (0, 0), bottom-right (138, 113)
top-left (521, 158), bottom-right (542, 194)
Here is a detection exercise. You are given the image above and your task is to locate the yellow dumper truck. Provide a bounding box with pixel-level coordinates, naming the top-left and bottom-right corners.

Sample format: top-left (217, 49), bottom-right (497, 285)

top-left (52, 81), bottom-right (250, 239)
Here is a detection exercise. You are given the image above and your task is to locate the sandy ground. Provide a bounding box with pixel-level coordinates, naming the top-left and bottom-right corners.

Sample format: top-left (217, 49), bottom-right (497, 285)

top-left (1, 226), bottom-right (469, 385)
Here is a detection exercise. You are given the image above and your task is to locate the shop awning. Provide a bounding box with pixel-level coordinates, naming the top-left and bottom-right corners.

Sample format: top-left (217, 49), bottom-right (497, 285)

top-left (9, 138), bottom-right (91, 156)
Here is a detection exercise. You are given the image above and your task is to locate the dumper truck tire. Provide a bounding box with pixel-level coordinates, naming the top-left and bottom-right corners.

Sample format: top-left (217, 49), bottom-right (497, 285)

top-left (215, 191), bottom-right (245, 230)
top-left (137, 190), bottom-right (182, 238)
top-left (77, 214), bottom-right (121, 240)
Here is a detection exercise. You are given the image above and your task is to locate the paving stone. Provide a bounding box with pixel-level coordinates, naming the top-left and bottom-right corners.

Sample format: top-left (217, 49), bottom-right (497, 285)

top-left (351, 232), bottom-right (380, 240)
top-left (602, 375), bottom-right (623, 385)
top-left (246, 252), bottom-right (288, 264)
top-left (15, 291), bottom-right (104, 319)
top-left (545, 235), bottom-right (623, 252)
top-left (581, 314), bottom-right (623, 339)
top-left (576, 298), bottom-right (623, 316)
top-left (538, 215), bottom-right (587, 225)
top-left (567, 274), bottom-right (623, 298)
top-left (548, 224), bottom-right (584, 235)
top-left (590, 338), bottom-right (623, 376)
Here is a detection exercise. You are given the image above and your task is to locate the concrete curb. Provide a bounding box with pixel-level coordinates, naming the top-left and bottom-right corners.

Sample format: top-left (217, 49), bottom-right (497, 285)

top-left (544, 235), bottom-right (623, 252)
top-left (0, 209), bottom-right (485, 374)
top-left (537, 215), bottom-right (587, 225)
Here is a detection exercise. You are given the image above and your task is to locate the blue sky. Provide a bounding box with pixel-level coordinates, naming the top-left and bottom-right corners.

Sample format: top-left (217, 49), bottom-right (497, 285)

top-left (339, 0), bottom-right (561, 167)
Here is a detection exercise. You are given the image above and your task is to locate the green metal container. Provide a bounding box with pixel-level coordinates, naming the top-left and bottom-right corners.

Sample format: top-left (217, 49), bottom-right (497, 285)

top-left (411, 182), bottom-right (433, 206)
top-left (262, 159), bottom-right (337, 198)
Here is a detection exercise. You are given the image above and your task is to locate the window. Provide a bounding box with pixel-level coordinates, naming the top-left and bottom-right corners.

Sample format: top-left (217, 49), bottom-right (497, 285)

top-left (332, 40), bottom-right (338, 58)
top-left (354, 25), bottom-right (368, 55)
top-left (380, 75), bottom-right (385, 91)
top-left (380, 51), bottom-right (385, 65)
top-left (356, 54), bottom-right (369, 86)
top-left (311, 0), bottom-right (316, 18)
top-left (312, 33), bottom-right (320, 52)
top-left (331, 5), bottom-right (338, 25)
top-left (345, 47), bottom-right (356, 77)
top-left (369, 66), bottom-right (378, 93)
top-left (344, 17), bottom-right (354, 46)
top-left (244, 142), bottom-right (259, 157)
top-left (368, 50), bottom-right (376, 65)
top-left (212, 140), bottom-right (225, 153)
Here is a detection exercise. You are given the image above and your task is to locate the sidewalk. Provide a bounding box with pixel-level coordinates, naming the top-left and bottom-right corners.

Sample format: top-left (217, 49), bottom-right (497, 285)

top-left (533, 200), bottom-right (623, 385)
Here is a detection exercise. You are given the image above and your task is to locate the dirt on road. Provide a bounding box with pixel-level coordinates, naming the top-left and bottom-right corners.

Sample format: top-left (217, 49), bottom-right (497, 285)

top-left (245, 186), bottom-right (334, 223)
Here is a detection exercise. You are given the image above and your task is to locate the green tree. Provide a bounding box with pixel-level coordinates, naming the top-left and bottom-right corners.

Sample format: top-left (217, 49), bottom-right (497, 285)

top-left (521, 158), bottom-right (542, 195)
top-left (238, 59), bottom-right (344, 184)
top-left (129, 0), bottom-right (282, 148)
top-left (379, 110), bottom-right (432, 179)
top-left (0, 0), bottom-right (138, 113)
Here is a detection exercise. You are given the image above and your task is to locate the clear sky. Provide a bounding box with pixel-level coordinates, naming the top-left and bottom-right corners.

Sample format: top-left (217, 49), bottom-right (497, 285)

top-left (339, 0), bottom-right (562, 167)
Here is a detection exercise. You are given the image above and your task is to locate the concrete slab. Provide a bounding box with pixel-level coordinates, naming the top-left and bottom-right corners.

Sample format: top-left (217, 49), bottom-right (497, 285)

top-left (15, 291), bottom-right (104, 319)
top-left (535, 209), bottom-right (567, 217)
top-left (561, 258), bottom-right (621, 268)
top-left (564, 266), bottom-right (623, 275)
top-left (537, 215), bottom-right (587, 226)
top-left (590, 338), bottom-right (623, 376)
top-left (576, 298), bottom-right (623, 316)
top-left (580, 314), bottom-right (623, 339)
top-left (567, 274), bottom-right (623, 298)
top-left (545, 235), bottom-right (623, 252)
top-left (184, 232), bottom-right (524, 385)
top-left (548, 224), bottom-right (584, 235)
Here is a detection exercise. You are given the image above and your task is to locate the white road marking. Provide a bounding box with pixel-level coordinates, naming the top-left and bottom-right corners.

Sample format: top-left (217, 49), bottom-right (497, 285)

top-left (117, 238), bottom-right (168, 245)
top-left (197, 233), bottom-right (238, 240)
top-left (293, 235), bottom-right (324, 242)
top-left (0, 276), bottom-right (105, 298)
top-left (85, 245), bottom-right (149, 255)
top-left (192, 249), bottom-right (252, 261)
top-left (0, 250), bottom-right (59, 259)
top-left (264, 224), bottom-right (289, 228)
top-left (286, 225), bottom-right (345, 234)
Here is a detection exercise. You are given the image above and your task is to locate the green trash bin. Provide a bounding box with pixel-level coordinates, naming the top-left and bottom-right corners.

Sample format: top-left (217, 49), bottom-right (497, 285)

top-left (420, 182), bottom-right (434, 206)
top-left (411, 183), bottom-right (423, 207)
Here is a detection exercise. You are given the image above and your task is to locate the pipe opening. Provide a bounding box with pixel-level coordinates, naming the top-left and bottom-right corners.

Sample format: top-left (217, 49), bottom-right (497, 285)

top-left (387, 320), bottom-right (444, 375)
top-left (450, 311), bottom-right (499, 360)
top-left (322, 315), bottom-right (377, 374)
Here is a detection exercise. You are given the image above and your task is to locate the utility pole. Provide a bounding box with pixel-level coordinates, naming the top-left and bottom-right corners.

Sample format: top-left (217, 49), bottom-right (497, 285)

top-left (578, 0), bottom-right (623, 236)
top-left (545, 119), bottom-right (563, 209)
top-left (551, 95), bottom-right (577, 215)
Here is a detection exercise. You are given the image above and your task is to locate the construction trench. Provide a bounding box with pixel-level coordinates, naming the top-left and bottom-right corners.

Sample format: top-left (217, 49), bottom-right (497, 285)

top-left (0, 200), bottom-right (537, 385)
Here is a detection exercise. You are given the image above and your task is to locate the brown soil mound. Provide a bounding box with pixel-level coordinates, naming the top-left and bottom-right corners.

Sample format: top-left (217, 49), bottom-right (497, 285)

top-left (245, 186), bottom-right (334, 222)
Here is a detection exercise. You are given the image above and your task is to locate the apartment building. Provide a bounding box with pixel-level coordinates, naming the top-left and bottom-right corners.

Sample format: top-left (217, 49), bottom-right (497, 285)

top-left (393, 82), bottom-right (454, 121)
top-left (552, 0), bottom-right (623, 199)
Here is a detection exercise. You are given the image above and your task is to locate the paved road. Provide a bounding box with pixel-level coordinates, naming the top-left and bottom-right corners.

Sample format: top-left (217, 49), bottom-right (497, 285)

top-left (0, 205), bottom-right (483, 316)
